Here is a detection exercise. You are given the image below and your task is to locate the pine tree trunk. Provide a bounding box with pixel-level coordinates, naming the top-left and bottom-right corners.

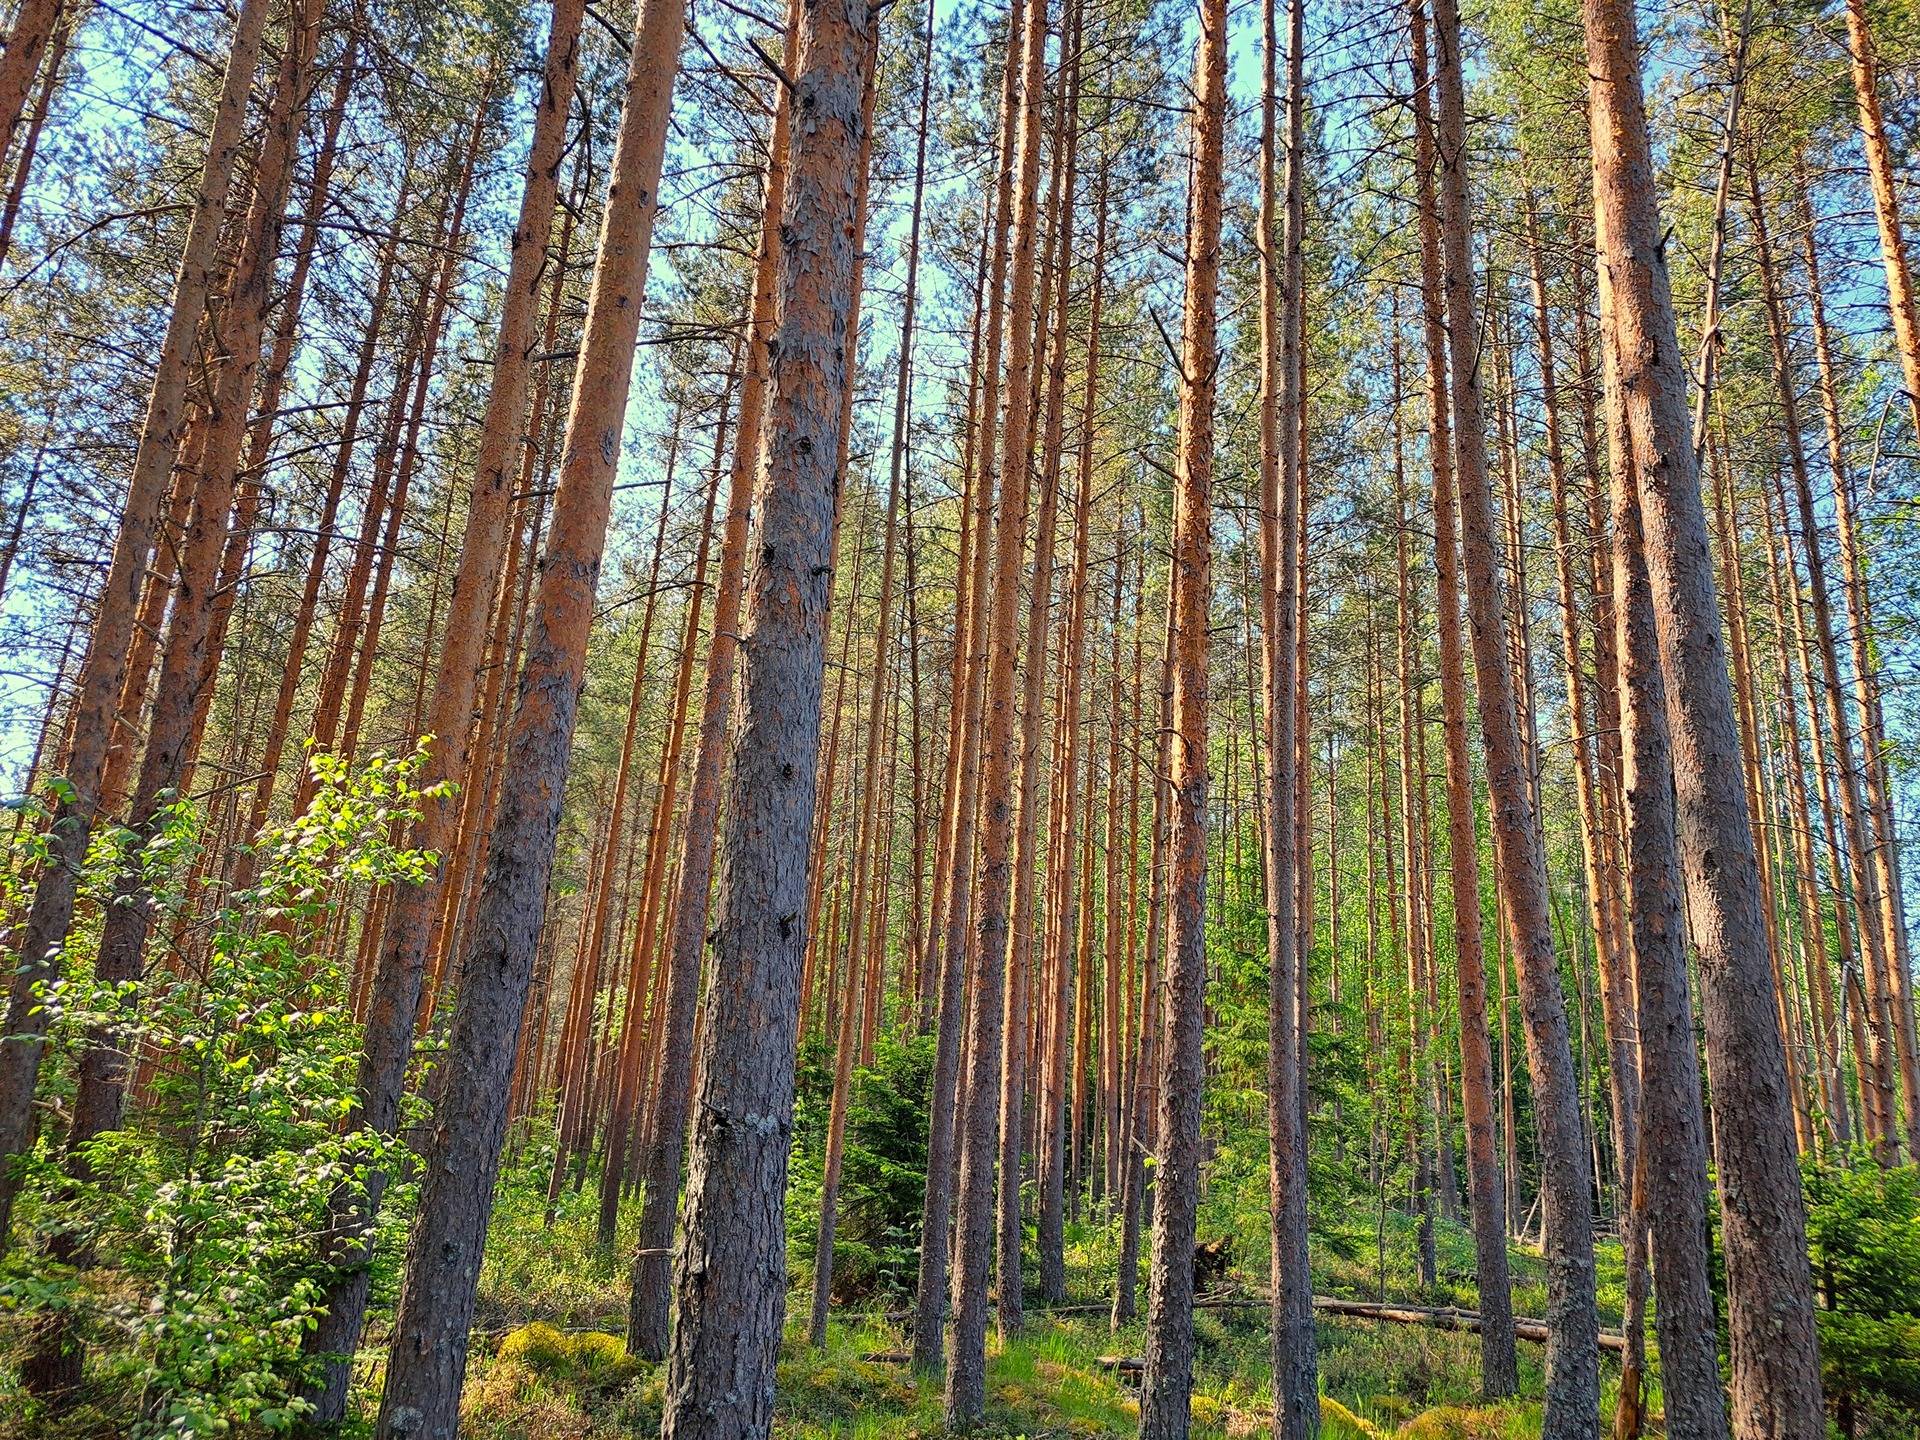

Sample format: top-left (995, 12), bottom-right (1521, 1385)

top-left (946, 0), bottom-right (1050, 1414)
top-left (0, 0), bottom-right (272, 1247)
top-left (1605, 396), bottom-right (1730, 1440)
top-left (0, 0), bottom-right (60, 161)
top-left (1140, 0), bottom-right (1222, 1432)
top-left (1423, 0), bottom-right (1600, 1422)
top-left (370, 0), bottom-right (686, 1427)
top-left (1405, 1), bottom-right (1517, 1393)
top-left (1580, 0), bottom-right (1825, 1429)
top-left (655, 0), bottom-right (875, 1430)
top-left (1259, 0), bottom-right (1319, 1426)
top-left (626, 0), bottom-right (804, 1359)
top-left (1842, 0), bottom-right (1920, 439)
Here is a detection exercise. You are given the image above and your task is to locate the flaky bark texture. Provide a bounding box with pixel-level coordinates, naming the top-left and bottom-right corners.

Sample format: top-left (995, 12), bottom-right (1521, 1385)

top-left (1579, 0), bottom-right (1823, 1432)
top-left (0, 0), bottom-right (271, 1247)
top-left (655, 0), bottom-right (875, 1432)
top-left (1606, 441), bottom-right (1728, 1440)
top-left (303, 4), bottom-right (584, 1414)
top-left (629, 0), bottom-right (802, 1362)
top-left (1140, 0), bottom-right (1222, 1434)
top-left (371, 0), bottom-right (685, 1428)
top-left (1425, 0), bottom-right (1598, 1424)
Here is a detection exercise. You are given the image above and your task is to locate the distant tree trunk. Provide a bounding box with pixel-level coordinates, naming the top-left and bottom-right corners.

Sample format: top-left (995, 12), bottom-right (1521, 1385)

top-left (946, 0), bottom-right (1048, 1416)
top-left (370, 0), bottom-right (686, 1427)
top-left (1259, 0), bottom-right (1319, 1428)
top-left (1405, 2), bottom-right (1516, 1396)
top-left (1746, 161), bottom-right (1902, 1162)
top-left (1842, 0), bottom-right (1920, 438)
top-left (655, 0), bottom-right (875, 1431)
top-left (1141, 0), bottom-right (1223, 1433)
top-left (1425, 0), bottom-right (1598, 1422)
top-left (234, 169), bottom-right (409, 869)
top-left (911, 185), bottom-right (1006, 1375)
top-left (998, 0), bottom-right (1081, 1333)
top-left (0, 0), bottom-right (271, 1248)
top-left (1043, 152), bottom-right (1106, 1304)
top-left (1116, 576), bottom-right (1170, 1328)
top-left (1797, 177), bottom-right (1920, 1158)
top-left (1580, 0), bottom-right (1826, 1431)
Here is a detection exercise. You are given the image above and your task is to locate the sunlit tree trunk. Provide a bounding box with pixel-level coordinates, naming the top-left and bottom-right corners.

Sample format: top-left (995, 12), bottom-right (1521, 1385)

top-left (0, 0), bottom-right (272, 1246)
top-left (657, 0), bottom-right (876, 1429)
top-left (1140, 0), bottom-right (1223, 1430)
top-left (1580, 0), bottom-right (1825, 1428)
top-left (371, 0), bottom-right (688, 1424)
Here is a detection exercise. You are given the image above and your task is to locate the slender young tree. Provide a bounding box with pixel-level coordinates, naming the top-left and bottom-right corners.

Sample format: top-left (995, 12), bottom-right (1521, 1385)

top-left (1260, 0), bottom-right (1320, 1426)
top-left (1405, 0), bottom-right (1517, 1395)
top-left (1425, 0), bottom-right (1600, 1423)
top-left (947, 0), bottom-right (1048, 1416)
top-left (1140, 0), bottom-right (1223, 1430)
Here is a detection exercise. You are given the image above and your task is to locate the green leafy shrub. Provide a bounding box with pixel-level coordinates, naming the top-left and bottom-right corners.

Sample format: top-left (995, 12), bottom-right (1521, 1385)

top-left (2, 745), bottom-right (445, 1436)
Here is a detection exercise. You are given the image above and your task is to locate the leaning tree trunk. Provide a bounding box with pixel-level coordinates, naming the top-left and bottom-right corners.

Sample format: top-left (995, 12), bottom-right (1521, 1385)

top-left (1405, 0), bottom-right (1518, 1397)
top-left (0, 0), bottom-right (271, 1248)
top-left (21, 0), bottom-right (320, 1396)
top-left (655, 0), bottom-right (876, 1431)
top-left (300, 9), bottom-right (585, 1415)
top-left (1579, 0), bottom-right (1825, 1431)
top-left (1424, 0), bottom-right (1599, 1424)
top-left (370, 0), bottom-right (687, 1429)
top-left (1140, 0), bottom-right (1223, 1434)
top-left (627, 0), bottom-right (804, 1361)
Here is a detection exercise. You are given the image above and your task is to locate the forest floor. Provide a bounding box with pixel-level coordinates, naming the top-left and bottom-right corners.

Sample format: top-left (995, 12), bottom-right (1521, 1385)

top-left (444, 1168), bottom-right (1637, 1440)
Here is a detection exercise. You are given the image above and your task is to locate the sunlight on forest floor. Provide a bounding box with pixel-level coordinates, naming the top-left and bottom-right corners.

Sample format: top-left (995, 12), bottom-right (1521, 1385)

top-left (433, 1169), bottom-right (1636, 1440)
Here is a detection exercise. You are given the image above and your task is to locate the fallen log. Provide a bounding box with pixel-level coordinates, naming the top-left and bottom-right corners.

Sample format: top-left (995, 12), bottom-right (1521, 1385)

top-left (1093, 1295), bottom-right (1625, 1356)
top-left (1308, 1296), bottom-right (1627, 1355)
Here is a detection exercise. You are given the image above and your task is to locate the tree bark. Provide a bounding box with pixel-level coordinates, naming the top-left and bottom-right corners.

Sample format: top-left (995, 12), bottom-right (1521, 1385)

top-left (0, 0), bottom-right (272, 1247)
top-left (370, 0), bottom-right (686, 1426)
top-left (656, 0), bottom-right (875, 1430)
top-left (1140, 0), bottom-right (1223, 1432)
top-left (1579, 0), bottom-right (1825, 1430)
top-left (946, 0), bottom-right (1048, 1416)
top-left (1424, 0), bottom-right (1599, 1422)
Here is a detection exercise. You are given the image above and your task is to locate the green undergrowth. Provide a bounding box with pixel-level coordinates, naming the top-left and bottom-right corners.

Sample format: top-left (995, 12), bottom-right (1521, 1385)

top-left (459, 1305), bottom-right (1574, 1440)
